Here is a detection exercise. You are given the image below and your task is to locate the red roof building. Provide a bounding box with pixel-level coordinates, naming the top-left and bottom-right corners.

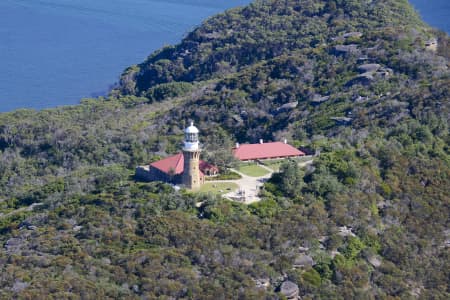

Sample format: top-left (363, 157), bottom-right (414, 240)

top-left (233, 141), bottom-right (305, 161)
top-left (134, 153), bottom-right (219, 184)
top-left (135, 122), bottom-right (219, 187)
top-left (150, 153), bottom-right (185, 176)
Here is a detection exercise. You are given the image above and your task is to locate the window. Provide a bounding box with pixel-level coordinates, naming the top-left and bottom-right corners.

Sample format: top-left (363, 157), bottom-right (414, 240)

top-left (186, 133), bottom-right (198, 143)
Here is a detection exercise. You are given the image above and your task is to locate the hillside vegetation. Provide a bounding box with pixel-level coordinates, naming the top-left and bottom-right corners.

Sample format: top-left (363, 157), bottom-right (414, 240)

top-left (0, 0), bottom-right (449, 298)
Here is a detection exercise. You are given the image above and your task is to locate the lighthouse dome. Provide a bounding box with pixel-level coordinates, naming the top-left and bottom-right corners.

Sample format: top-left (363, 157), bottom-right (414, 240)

top-left (183, 122), bottom-right (200, 151)
top-left (185, 122), bottom-right (199, 134)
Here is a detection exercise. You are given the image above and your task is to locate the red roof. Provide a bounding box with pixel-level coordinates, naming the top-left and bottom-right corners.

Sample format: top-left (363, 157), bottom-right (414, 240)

top-left (150, 153), bottom-right (215, 176)
top-left (233, 142), bottom-right (305, 161)
top-left (150, 153), bottom-right (184, 175)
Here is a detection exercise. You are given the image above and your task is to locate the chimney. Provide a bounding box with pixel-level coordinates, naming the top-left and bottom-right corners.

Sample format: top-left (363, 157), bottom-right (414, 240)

top-left (284, 138), bottom-right (287, 144)
top-left (236, 142), bottom-right (240, 149)
top-left (259, 139), bottom-right (263, 144)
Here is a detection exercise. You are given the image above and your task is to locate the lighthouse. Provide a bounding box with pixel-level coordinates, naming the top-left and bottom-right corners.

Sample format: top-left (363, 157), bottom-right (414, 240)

top-left (182, 122), bottom-right (201, 190)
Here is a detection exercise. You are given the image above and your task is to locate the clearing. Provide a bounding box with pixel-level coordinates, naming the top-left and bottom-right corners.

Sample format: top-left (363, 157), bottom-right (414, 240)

top-left (199, 182), bottom-right (239, 195)
top-left (237, 163), bottom-right (271, 177)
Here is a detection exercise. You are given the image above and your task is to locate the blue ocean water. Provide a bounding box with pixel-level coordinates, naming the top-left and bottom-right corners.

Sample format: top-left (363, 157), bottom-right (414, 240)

top-left (410, 0), bottom-right (450, 34)
top-left (0, 0), bottom-right (448, 112)
top-left (0, 0), bottom-right (251, 112)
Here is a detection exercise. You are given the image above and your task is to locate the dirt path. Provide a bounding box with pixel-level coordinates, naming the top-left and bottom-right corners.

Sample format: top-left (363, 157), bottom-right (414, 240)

top-left (220, 168), bottom-right (273, 204)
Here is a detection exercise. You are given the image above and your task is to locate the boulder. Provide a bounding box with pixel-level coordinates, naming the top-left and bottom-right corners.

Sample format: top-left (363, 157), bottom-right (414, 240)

top-left (277, 101), bottom-right (298, 112)
top-left (346, 73), bottom-right (373, 86)
top-left (255, 278), bottom-right (270, 289)
top-left (5, 238), bottom-right (24, 254)
top-left (311, 94), bottom-right (330, 105)
top-left (12, 280), bottom-right (29, 293)
top-left (331, 117), bottom-right (352, 125)
top-left (293, 254), bottom-right (315, 268)
top-left (425, 38), bottom-right (438, 51)
top-left (357, 64), bottom-right (381, 73)
top-left (348, 65), bottom-right (393, 87)
top-left (280, 281), bottom-right (300, 300)
top-left (298, 246), bottom-right (309, 253)
top-left (333, 44), bottom-right (359, 55)
top-left (342, 32), bottom-right (363, 39)
top-left (232, 114), bottom-right (243, 123)
top-left (368, 255), bottom-right (382, 268)
top-left (337, 226), bottom-right (356, 237)
top-left (332, 32), bottom-right (363, 41)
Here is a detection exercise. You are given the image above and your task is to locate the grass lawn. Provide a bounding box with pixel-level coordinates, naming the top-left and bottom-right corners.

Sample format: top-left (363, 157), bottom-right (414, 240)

top-left (263, 157), bottom-right (314, 171)
top-left (199, 182), bottom-right (239, 195)
top-left (237, 163), bottom-right (271, 177)
top-left (263, 160), bottom-right (284, 172)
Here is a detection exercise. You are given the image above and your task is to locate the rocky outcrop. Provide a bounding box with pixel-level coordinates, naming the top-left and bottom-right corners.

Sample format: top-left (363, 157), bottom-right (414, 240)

top-left (357, 64), bottom-right (381, 73)
top-left (331, 117), bottom-right (352, 125)
top-left (425, 38), bottom-right (438, 51)
top-left (255, 278), bottom-right (270, 289)
top-left (11, 280), bottom-right (30, 293)
top-left (293, 254), bottom-right (315, 268)
top-left (332, 32), bottom-right (363, 41)
top-left (338, 226), bottom-right (357, 237)
top-left (280, 281), bottom-right (300, 300)
top-left (342, 32), bottom-right (363, 39)
top-left (310, 94), bottom-right (330, 105)
top-left (368, 255), bottom-right (382, 268)
top-left (5, 237), bottom-right (24, 254)
top-left (346, 63), bottom-right (393, 86)
top-left (333, 44), bottom-right (359, 56)
top-left (276, 101), bottom-right (298, 112)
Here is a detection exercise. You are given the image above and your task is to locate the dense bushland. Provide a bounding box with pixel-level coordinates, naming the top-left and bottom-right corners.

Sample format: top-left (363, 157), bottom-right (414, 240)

top-left (0, 0), bottom-right (449, 298)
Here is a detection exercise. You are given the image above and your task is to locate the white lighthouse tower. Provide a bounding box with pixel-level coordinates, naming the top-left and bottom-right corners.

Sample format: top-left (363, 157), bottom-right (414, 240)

top-left (182, 122), bottom-right (201, 190)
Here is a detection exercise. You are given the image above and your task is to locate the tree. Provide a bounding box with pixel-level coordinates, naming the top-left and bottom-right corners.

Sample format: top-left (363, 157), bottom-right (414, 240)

top-left (278, 159), bottom-right (305, 198)
top-left (203, 129), bottom-right (238, 169)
